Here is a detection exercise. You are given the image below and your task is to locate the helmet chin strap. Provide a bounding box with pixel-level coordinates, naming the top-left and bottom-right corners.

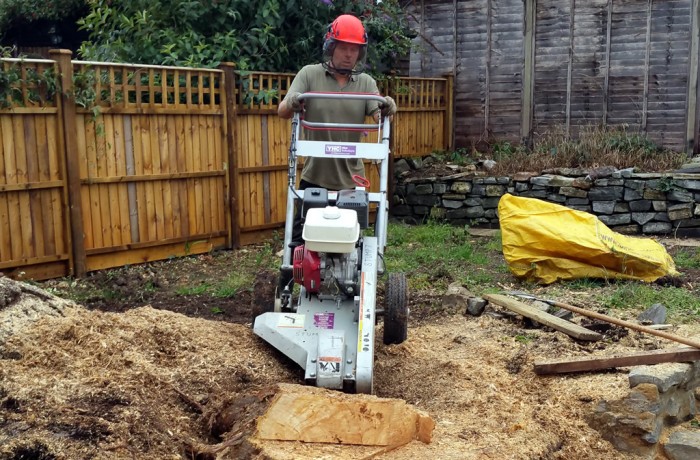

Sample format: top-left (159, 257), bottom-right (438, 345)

top-left (323, 61), bottom-right (361, 76)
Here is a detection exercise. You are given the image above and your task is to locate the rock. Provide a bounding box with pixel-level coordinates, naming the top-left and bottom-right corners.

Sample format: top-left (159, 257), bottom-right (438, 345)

top-left (466, 297), bottom-right (487, 316)
top-left (588, 383), bottom-right (663, 455)
top-left (637, 303), bottom-right (667, 325)
top-left (442, 282), bottom-right (473, 310)
top-left (664, 430), bottom-right (700, 460)
top-left (394, 159), bottom-right (411, 177)
top-left (629, 363), bottom-right (692, 392)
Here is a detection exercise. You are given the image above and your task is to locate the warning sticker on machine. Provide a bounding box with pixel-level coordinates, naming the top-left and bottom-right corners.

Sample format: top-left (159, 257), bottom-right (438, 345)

top-left (277, 314), bottom-right (305, 328)
top-left (313, 312), bottom-right (335, 329)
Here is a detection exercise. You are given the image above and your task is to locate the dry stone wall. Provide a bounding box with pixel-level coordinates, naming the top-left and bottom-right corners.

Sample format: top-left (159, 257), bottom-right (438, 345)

top-left (392, 164), bottom-right (700, 237)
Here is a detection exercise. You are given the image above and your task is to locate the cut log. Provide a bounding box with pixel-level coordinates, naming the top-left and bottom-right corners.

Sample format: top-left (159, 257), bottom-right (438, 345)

top-left (484, 294), bottom-right (602, 341)
top-left (255, 383), bottom-right (434, 446)
top-left (534, 347), bottom-right (700, 375)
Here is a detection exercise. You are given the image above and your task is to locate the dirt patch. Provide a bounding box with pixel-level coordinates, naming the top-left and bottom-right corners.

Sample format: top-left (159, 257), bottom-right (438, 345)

top-left (2, 242), bottom-right (700, 459)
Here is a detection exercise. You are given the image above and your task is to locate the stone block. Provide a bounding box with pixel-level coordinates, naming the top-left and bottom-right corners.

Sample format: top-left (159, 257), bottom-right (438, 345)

top-left (520, 190), bottom-right (547, 198)
top-left (483, 197), bottom-right (501, 209)
top-left (644, 188), bottom-right (667, 200)
top-left (599, 214), bottom-right (631, 226)
top-left (668, 189), bottom-right (694, 202)
top-left (673, 179), bottom-right (700, 190)
top-left (566, 198), bottom-right (590, 206)
top-left (668, 203), bottom-right (693, 221)
top-left (592, 201), bottom-right (616, 214)
top-left (546, 193), bottom-right (566, 203)
top-left (628, 200), bottom-right (652, 212)
top-left (560, 186), bottom-right (588, 198)
top-left (629, 363), bottom-right (692, 393)
top-left (415, 184), bottom-right (433, 195)
top-left (485, 185), bottom-right (505, 197)
top-left (514, 182), bottom-right (529, 192)
top-left (653, 201), bottom-right (667, 211)
top-left (589, 186), bottom-right (624, 201)
top-left (394, 159), bottom-right (411, 176)
top-left (643, 222), bottom-right (673, 234)
top-left (624, 188), bottom-right (644, 201)
top-left (530, 176), bottom-right (553, 186)
top-left (615, 202), bottom-right (631, 213)
top-left (664, 430), bottom-right (700, 460)
top-left (632, 213), bottom-right (656, 225)
top-left (451, 182), bottom-right (472, 194)
top-left (433, 183), bottom-right (447, 194)
top-left (442, 200), bottom-right (463, 209)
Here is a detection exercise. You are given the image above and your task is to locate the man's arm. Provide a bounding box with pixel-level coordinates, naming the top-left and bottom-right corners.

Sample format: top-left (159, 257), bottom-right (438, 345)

top-left (278, 98), bottom-right (295, 119)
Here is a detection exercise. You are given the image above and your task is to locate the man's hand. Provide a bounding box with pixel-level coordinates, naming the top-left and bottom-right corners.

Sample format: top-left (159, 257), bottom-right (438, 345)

top-left (380, 96), bottom-right (397, 117)
top-left (285, 91), bottom-right (304, 112)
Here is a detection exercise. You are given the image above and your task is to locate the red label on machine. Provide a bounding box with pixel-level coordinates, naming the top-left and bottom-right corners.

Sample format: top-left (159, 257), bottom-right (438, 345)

top-left (313, 312), bottom-right (335, 329)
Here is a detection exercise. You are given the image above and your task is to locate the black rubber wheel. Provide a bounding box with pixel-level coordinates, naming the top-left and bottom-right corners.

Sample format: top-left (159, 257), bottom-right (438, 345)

top-left (383, 272), bottom-right (409, 345)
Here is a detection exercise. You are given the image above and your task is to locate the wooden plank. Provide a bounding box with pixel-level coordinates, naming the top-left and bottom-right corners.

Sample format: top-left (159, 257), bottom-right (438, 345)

top-left (13, 115), bottom-right (34, 259)
top-left (483, 294), bottom-right (603, 341)
top-left (149, 114), bottom-right (165, 240)
top-left (534, 347), bottom-right (700, 375)
top-left (170, 116), bottom-right (184, 237)
top-left (175, 115), bottom-right (190, 237)
top-left (35, 115), bottom-right (55, 255)
top-left (85, 117), bottom-right (104, 250)
top-left (192, 115), bottom-right (205, 234)
top-left (100, 114), bottom-right (116, 248)
top-left (159, 115), bottom-right (174, 240)
top-left (86, 236), bottom-right (227, 272)
top-left (131, 115), bottom-right (148, 243)
top-left (185, 114), bottom-right (197, 235)
top-left (207, 115), bottom-right (220, 232)
top-left (124, 116), bottom-right (139, 244)
top-left (113, 115), bottom-right (131, 245)
top-left (25, 116), bottom-right (45, 257)
top-left (140, 115), bottom-right (156, 242)
top-left (0, 118), bottom-right (11, 262)
top-left (197, 115), bottom-right (211, 233)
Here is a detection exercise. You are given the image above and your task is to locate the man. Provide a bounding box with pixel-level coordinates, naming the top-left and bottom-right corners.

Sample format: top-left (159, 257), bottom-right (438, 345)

top-left (278, 13), bottom-right (397, 192)
top-left (276, 14), bottom-right (396, 298)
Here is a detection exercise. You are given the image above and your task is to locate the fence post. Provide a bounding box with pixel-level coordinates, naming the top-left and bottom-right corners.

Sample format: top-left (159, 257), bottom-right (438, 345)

top-left (50, 49), bottom-right (87, 277)
top-left (521, 0), bottom-right (536, 148)
top-left (687, 0), bottom-right (699, 155)
top-left (444, 74), bottom-right (455, 151)
top-left (219, 62), bottom-right (240, 249)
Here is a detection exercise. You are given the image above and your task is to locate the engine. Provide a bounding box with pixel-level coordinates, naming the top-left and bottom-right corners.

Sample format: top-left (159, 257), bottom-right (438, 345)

top-left (294, 206), bottom-right (361, 298)
top-left (293, 245), bottom-right (360, 298)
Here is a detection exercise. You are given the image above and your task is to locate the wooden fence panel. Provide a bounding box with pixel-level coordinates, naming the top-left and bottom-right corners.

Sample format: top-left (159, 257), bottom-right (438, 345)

top-left (70, 61), bottom-right (230, 271)
top-left (1, 55), bottom-right (452, 275)
top-left (0, 58), bottom-right (71, 280)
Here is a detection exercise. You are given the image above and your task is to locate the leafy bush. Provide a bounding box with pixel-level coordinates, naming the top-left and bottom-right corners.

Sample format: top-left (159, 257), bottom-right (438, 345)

top-left (0, 0), bottom-right (85, 30)
top-left (76, 0), bottom-right (414, 73)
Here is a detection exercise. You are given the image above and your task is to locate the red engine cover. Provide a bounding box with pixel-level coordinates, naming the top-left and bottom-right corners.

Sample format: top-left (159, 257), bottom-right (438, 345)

top-left (293, 245), bottom-right (322, 293)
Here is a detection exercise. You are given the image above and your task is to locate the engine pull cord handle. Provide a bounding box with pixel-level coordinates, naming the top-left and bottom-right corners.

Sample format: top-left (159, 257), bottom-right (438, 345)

top-left (352, 175), bottom-right (371, 188)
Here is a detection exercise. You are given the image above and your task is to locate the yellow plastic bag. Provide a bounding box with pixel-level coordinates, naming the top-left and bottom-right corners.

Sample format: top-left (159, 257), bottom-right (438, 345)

top-left (498, 194), bottom-right (678, 284)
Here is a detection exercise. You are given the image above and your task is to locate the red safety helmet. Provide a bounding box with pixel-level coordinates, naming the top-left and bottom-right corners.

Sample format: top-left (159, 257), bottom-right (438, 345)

top-left (322, 14), bottom-right (368, 75)
top-left (325, 14), bottom-right (367, 45)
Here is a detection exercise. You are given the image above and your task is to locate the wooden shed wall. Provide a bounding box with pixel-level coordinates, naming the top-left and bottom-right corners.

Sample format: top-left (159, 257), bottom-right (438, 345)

top-left (409, 0), bottom-right (700, 153)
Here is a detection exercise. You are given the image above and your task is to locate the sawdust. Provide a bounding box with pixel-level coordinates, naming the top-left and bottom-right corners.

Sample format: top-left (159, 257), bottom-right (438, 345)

top-left (5, 275), bottom-right (692, 459)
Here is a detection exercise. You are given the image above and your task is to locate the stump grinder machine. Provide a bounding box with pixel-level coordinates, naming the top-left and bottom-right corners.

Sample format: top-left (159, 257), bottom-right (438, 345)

top-left (253, 93), bottom-right (409, 394)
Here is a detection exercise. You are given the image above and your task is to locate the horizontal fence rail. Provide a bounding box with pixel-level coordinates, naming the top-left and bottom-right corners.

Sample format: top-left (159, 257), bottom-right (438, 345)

top-left (0, 52), bottom-right (453, 279)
